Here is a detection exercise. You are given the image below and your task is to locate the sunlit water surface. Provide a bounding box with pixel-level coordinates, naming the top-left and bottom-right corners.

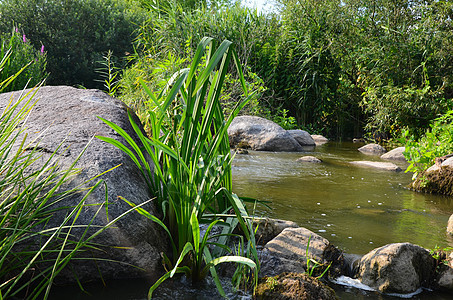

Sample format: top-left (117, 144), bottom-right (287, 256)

top-left (232, 142), bottom-right (453, 255)
top-left (50, 142), bottom-right (453, 299)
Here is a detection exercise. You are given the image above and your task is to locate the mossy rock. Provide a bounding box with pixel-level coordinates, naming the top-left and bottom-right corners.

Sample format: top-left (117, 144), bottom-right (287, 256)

top-left (412, 166), bottom-right (453, 196)
top-left (254, 272), bottom-right (337, 300)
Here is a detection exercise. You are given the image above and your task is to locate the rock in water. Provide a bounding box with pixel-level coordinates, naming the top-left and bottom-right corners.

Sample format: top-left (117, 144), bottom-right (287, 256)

top-left (260, 227), bottom-right (344, 278)
top-left (297, 156), bottom-right (322, 163)
top-left (350, 161), bottom-right (402, 172)
top-left (311, 134), bottom-right (329, 145)
top-left (255, 272), bottom-right (337, 300)
top-left (0, 86), bottom-right (168, 283)
top-left (253, 218), bottom-right (300, 246)
top-left (448, 214), bottom-right (453, 236)
top-left (381, 147), bottom-right (406, 161)
top-left (412, 160), bottom-right (453, 195)
top-left (357, 243), bottom-right (436, 294)
top-left (358, 144), bottom-right (386, 155)
top-left (228, 116), bottom-right (303, 152)
top-left (287, 129), bottom-right (316, 146)
top-left (437, 252), bottom-right (453, 291)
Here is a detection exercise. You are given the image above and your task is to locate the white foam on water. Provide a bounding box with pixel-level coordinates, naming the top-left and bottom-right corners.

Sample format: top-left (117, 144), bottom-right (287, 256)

top-left (332, 275), bottom-right (375, 292)
top-left (332, 276), bottom-right (425, 298)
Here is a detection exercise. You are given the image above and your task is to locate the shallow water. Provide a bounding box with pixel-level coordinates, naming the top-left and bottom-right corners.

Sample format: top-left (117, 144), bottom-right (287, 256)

top-left (232, 142), bottom-right (453, 255)
top-left (50, 142), bottom-right (453, 299)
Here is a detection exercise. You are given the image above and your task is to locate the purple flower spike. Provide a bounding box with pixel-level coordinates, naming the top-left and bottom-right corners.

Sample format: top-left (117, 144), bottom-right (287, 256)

top-left (15, 27), bottom-right (19, 33)
top-left (22, 34), bottom-right (26, 43)
top-left (41, 45), bottom-right (45, 54)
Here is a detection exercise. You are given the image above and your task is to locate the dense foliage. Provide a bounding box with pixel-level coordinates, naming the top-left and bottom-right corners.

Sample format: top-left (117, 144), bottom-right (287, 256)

top-left (403, 111), bottom-right (453, 178)
top-left (0, 0), bottom-right (147, 88)
top-left (0, 27), bottom-right (47, 92)
top-left (1, 0), bottom-right (452, 138)
top-left (117, 0), bottom-right (453, 139)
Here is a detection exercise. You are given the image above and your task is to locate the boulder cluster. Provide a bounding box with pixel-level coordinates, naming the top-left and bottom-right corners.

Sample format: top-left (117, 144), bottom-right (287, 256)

top-left (254, 218), bottom-right (453, 299)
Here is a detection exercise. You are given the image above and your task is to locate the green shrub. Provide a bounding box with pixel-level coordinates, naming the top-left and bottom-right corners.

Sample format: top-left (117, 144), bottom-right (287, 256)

top-left (402, 110), bottom-right (453, 178)
top-left (0, 0), bottom-right (147, 88)
top-left (363, 84), bottom-right (451, 138)
top-left (118, 2), bottom-right (273, 124)
top-left (0, 27), bottom-right (47, 92)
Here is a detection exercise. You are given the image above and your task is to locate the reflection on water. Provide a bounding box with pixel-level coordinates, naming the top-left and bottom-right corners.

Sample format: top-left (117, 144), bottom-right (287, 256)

top-left (232, 142), bottom-right (453, 255)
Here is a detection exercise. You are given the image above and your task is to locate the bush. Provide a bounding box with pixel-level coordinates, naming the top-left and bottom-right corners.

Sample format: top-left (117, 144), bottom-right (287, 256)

top-left (0, 27), bottom-right (47, 92)
top-left (0, 0), bottom-right (147, 88)
top-left (118, 2), bottom-right (272, 125)
top-left (363, 85), bottom-right (451, 138)
top-left (402, 111), bottom-right (453, 178)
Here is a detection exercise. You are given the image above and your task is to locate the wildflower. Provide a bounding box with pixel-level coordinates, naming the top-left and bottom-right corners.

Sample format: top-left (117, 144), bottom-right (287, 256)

top-left (41, 45), bottom-right (45, 54)
top-left (15, 27), bottom-right (18, 33)
top-left (22, 34), bottom-right (26, 43)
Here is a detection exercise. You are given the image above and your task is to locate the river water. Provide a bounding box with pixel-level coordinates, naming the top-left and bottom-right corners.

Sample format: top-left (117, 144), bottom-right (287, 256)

top-left (50, 142), bottom-right (453, 299)
top-left (232, 142), bottom-right (453, 255)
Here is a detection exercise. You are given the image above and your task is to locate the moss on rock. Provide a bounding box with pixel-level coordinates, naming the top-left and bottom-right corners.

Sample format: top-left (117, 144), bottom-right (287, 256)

top-left (254, 272), bottom-right (337, 300)
top-left (412, 166), bottom-right (453, 196)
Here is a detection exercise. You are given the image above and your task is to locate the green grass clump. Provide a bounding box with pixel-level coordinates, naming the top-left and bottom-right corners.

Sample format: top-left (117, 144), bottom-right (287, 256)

top-left (98, 37), bottom-right (259, 299)
top-left (0, 48), bottom-right (128, 300)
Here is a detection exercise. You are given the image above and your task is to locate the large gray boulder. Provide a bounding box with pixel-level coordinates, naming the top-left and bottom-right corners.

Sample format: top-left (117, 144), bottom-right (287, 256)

top-left (381, 147), bottom-right (406, 161)
top-left (287, 129), bottom-right (316, 146)
top-left (357, 243), bottom-right (436, 294)
top-left (358, 144), bottom-right (386, 155)
top-left (228, 116), bottom-right (303, 152)
top-left (0, 86), bottom-right (168, 283)
top-left (259, 227), bottom-right (344, 278)
top-left (412, 158), bottom-right (453, 195)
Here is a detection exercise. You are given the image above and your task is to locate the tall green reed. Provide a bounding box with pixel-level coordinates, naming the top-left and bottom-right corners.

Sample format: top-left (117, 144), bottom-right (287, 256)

top-left (98, 37), bottom-right (259, 298)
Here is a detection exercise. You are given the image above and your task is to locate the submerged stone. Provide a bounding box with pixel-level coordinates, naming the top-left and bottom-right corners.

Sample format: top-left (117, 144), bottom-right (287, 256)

top-left (350, 161), bottom-right (402, 172)
top-left (297, 156), bottom-right (322, 163)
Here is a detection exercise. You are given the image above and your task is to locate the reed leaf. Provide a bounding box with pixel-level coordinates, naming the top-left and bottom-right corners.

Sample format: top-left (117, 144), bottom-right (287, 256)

top-left (98, 37), bottom-right (258, 298)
